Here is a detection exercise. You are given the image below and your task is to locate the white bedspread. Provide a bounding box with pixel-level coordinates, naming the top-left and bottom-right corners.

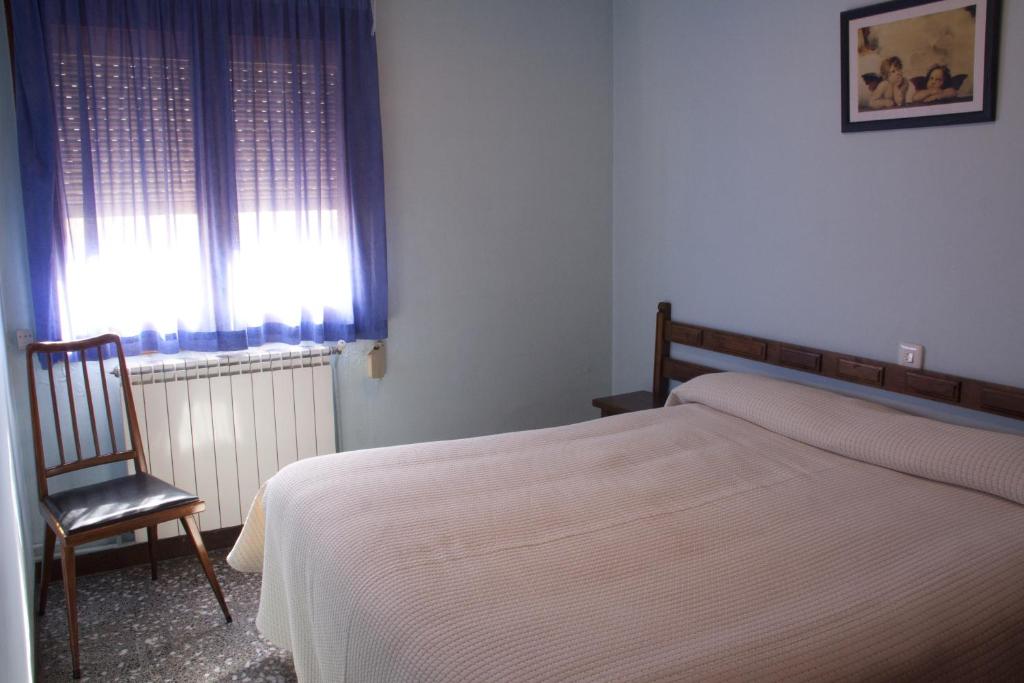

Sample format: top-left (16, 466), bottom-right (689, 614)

top-left (229, 372), bottom-right (1024, 681)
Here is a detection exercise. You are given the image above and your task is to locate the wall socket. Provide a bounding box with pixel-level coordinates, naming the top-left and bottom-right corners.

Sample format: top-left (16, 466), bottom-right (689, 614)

top-left (898, 342), bottom-right (924, 369)
top-left (15, 329), bottom-right (34, 351)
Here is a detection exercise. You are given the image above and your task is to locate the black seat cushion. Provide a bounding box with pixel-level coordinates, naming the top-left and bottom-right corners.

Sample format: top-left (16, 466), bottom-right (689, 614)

top-left (44, 473), bottom-right (199, 535)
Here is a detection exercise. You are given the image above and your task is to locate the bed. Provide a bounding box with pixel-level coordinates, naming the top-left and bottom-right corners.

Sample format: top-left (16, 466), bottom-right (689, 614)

top-left (228, 305), bottom-right (1024, 682)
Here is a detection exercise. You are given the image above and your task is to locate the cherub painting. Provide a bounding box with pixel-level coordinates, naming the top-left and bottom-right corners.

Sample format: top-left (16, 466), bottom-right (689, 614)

top-left (911, 64), bottom-right (969, 102)
top-left (861, 59), bottom-right (970, 109)
top-left (856, 5), bottom-right (974, 111)
top-left (842, 0), bottom-right (999, 132)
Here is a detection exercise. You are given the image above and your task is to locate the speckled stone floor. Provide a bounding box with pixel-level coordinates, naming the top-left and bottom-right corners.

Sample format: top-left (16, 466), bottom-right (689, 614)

top-left (37, 549), bottom-right (297, 682)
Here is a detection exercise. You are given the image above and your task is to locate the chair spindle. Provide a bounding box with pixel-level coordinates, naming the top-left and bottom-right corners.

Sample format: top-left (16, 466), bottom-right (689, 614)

top-left (63, 352), bottom-right (83, 461)
top-left (80, 350), bottom-right (101, 457)
top-left (47, 353), bottom-right (66, 466)
top-left (96, 350), bottom-right (118, 453)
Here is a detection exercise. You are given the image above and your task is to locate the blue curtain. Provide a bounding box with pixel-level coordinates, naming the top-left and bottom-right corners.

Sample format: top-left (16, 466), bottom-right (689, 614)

top-left (11, 0), bottom-right (388, 354)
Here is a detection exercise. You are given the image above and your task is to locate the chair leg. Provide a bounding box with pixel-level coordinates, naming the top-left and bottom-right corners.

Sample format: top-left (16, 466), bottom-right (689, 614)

top-left (38, 526), bottom-right (56, 615)
top-left (146, 525), bottom-right (158, 580)
top-left (61, 541), bottom-right (82, 679)
top-left (181, 515), bottom-right (231, 623)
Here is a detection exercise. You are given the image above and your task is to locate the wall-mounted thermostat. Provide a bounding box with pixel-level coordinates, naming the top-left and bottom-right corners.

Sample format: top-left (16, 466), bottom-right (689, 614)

top-left (368, 341), bottom-right (386, 379)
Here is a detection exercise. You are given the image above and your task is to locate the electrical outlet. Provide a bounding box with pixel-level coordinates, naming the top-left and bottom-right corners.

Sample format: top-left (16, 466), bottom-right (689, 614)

top-left (15, 329), bottom-right (34, 351)
top-left (898, 342), bottom-right (923, 369)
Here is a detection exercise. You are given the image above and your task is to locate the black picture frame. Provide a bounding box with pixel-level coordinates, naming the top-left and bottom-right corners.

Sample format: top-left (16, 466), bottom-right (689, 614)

top-left (841, 0), bottom-right (1000, 132)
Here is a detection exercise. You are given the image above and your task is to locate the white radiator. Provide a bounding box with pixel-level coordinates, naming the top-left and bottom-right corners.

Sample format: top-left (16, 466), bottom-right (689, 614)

top-left (122, 346), bottom-right (337, 540)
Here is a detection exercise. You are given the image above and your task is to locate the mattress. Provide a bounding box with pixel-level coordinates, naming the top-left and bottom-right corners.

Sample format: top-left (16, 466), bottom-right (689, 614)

top-left (228, 372), bottom-right (1024, 681)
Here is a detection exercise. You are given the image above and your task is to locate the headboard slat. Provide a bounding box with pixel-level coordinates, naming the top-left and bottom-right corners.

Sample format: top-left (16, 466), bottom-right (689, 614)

top-left (906, 372), bottom-right (961, 403)
top-left (778, 346), bottom-right (822, 373)
top-left (835, 358), bottom-right (885, 387)
top-left (979, 388), bottom-right (1024, 420)
top-left (667, 324), bottom-right (703, 347)
top-left (704, 330), bottom-right (766, 361)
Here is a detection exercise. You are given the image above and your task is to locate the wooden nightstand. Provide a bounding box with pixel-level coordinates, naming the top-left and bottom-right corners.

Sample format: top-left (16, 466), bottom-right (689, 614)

top-left (591, 391), bottom-right (661, 417)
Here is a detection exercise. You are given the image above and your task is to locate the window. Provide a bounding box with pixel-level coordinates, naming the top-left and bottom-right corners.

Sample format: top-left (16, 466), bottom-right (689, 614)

top-left (229, 60), bottom-right (354, 330)
top-left (13, 0), bottom-right (387, 353)
top-left (55, 55), bottom-right (204, 336)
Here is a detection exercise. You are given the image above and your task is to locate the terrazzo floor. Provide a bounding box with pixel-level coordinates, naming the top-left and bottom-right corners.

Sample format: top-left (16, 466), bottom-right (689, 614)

top-left (36, 549), bottom-right (297, 682)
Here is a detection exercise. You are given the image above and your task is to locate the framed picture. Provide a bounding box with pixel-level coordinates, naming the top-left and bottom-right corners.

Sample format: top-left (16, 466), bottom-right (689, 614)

top-left (841, 0), bottom-right (1001, 132)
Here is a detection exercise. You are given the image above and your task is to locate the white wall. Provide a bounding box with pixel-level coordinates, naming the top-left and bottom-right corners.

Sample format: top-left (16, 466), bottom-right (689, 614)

top-left (612, 0), bottom-right (1024, 430)
top-left (0, 2), bottom-right (36, 677)
top-left (0, 297), bottom-right (34, 683)
top-left (336, 0), bottom-right (613, 449)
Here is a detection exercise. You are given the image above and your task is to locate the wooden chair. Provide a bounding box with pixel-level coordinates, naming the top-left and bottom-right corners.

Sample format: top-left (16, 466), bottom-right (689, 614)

top-left (27, 334), bottom-right (231, 679)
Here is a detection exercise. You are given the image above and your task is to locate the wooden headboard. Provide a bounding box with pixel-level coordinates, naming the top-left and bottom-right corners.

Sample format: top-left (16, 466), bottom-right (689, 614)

top-left (652, 301), bottom-right (1024, 421)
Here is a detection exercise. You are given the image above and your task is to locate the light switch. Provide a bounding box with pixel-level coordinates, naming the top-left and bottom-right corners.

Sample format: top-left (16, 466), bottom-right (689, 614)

top-left (898, 342), bottom-right (924, 369)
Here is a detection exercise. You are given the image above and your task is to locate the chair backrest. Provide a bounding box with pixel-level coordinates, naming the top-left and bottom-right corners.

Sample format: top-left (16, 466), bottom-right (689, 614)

top-left (26, 334), bottom-right (147, 500)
